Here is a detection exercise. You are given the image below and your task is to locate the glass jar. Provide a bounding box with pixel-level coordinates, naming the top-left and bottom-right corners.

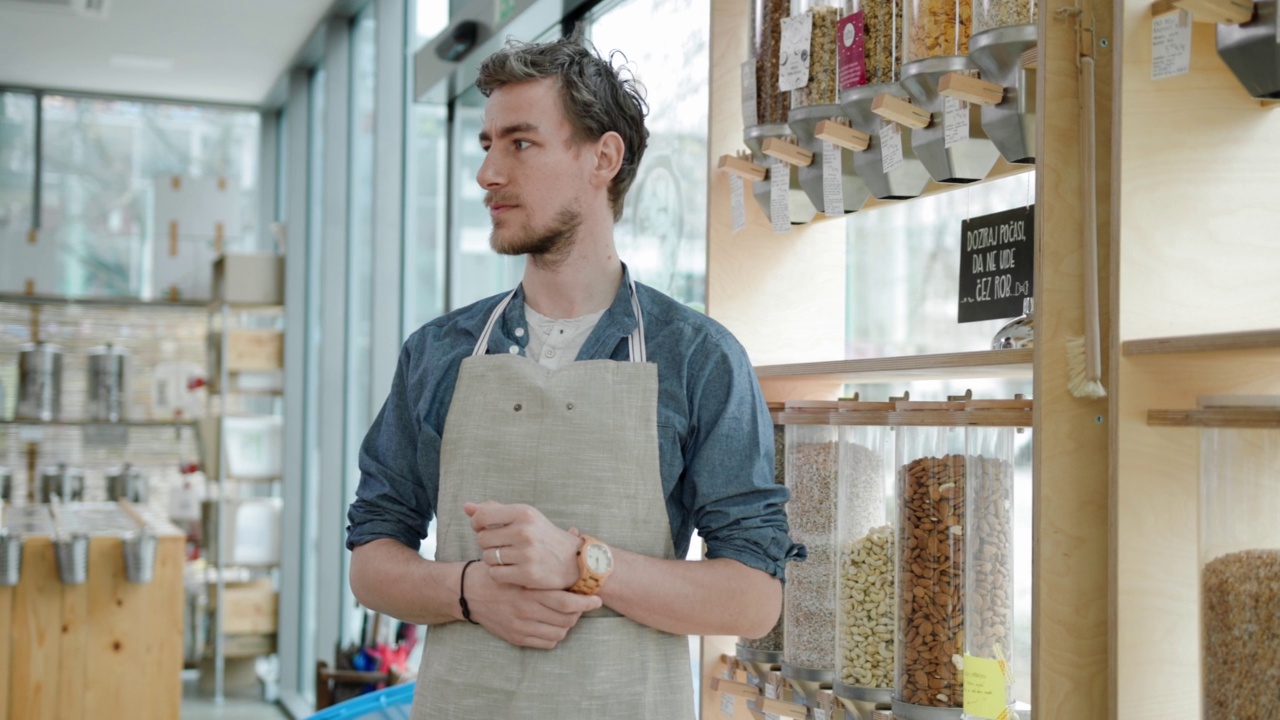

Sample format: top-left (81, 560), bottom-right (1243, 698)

top-left (1200, 412), bottom-right (1280, 720)
top-left (962, 424), bottom-right (1018, 720)
top-left (904, 0), bottom-right (972, 64)
top-left (848, 0), bottom-right (903, 85)
top-left (739, 402), bottom-right (789, 658)
top-left (893, 419), bottom-right (967, 715)
top-left (972, 0), bottom-right (1035, 35)
top-left (833, 402), bottom-right (897, 695)
top-left (757, 0), bottom-right (794, 125)
top-left (991, 297), bottom-right (1034, 350)
top-left (792, 0), bottom-right (843, 108)
top-left (782, 400), bottom-right (841, 679)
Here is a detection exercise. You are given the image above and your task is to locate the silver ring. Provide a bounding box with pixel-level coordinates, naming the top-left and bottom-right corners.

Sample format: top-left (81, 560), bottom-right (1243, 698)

top-left (495, 547), bottom-right (504, 566)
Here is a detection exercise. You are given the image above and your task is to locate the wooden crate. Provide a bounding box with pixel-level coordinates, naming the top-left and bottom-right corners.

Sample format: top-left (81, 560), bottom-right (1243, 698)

top-left (209, 580), bottom-right (278, 635)
top-left (225, 330), bottom-right (284, 371)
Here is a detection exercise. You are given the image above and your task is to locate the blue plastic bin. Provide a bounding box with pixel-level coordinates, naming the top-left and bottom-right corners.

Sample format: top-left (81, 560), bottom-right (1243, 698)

top-left (306, 682), bottom-right (415, 720)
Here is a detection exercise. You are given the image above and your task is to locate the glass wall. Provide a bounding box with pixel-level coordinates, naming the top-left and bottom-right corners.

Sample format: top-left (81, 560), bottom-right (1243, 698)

top-left (0, 91), bottom-right (36, 240)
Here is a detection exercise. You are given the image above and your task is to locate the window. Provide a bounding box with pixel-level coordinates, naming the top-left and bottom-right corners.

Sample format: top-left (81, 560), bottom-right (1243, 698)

top-left (0, 91), bottom-right (36, 239)
top-left (35, 96), bottom-right (259, 297)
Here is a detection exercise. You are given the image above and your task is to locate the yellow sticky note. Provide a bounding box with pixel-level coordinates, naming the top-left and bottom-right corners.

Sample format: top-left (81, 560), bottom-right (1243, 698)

top-left (963, 654), bottom-right (1009, 719)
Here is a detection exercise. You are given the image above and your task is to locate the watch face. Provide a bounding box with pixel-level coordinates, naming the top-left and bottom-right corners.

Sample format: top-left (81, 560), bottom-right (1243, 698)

top-left (585, 543), bottom-right (612, 573)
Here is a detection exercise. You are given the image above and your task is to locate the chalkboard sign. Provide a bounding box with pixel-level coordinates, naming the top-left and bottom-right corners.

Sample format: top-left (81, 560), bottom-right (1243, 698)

top-left (958, 205), bottom-right (1035, 323)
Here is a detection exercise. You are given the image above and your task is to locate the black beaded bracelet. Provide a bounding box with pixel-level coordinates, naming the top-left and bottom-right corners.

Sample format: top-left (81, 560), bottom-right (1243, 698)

top-left (459, 559), bottom-right (481, 625)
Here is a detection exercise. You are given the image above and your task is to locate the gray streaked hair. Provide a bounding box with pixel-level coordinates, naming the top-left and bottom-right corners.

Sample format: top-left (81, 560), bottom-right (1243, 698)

top-left (475, 29), bottom-right (650, 222)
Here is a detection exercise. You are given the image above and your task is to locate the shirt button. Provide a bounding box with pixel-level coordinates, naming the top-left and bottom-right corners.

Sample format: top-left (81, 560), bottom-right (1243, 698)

top-left (514, 327), bottom-right (525, 337)
top-left (545, 348), bottom-right (556, 358)
top-left (508, 345), bottom-right (519, 354)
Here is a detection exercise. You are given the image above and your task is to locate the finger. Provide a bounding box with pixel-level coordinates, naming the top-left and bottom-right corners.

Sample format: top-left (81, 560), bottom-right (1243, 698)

top-left (568, 527), bottom-right (580, 537)
top-left (535, 590), bottom-right (603, 615)
top-left (469, 502), bottom-right (534, 533)
top-left (463, 501), bottom-right (480, 517)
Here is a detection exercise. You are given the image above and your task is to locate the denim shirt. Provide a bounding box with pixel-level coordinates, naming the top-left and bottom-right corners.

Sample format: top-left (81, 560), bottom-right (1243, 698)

top-left (346, 268), bottom-right (806, 580)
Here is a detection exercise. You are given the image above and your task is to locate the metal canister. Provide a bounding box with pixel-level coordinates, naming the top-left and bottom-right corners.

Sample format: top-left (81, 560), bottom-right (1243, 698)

top-left (16, 343), bottom-right (64, 421)
top-left (0, 467), bottom-right (11, 503)
top-left (39, 464), bottom-right (85, 503)
top-left (123, 530), bottom-right (157, 584)
top-left (87, 343), bottom-right (130, 422)
top-left (54, 533), bottom-right (89, 585)
top-left (107, 464), bottom-right (148, 503)
top-left (0, 529), bottom-right (22, 586)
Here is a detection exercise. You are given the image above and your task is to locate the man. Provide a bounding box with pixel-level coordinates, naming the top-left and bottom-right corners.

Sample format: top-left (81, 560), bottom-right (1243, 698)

top-left (347, 31), bottom-right (802, 720)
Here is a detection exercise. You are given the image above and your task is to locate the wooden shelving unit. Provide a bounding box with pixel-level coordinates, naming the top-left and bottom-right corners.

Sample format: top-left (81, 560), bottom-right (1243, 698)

top-left (0, 292), bottom-right (207, 309)
top-left (1122, 328), bottom-right (1280, 356)
top-left (754, 349), bottom-right (1032, 400)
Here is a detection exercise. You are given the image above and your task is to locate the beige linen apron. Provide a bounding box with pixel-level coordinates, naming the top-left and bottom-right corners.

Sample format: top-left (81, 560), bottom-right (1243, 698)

top-left (412, 281), bottom-right (695, 719)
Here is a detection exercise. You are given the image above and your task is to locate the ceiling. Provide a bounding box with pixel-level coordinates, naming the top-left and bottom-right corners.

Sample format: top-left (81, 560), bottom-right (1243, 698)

top-left (0, 0), bottom-right (337, 107)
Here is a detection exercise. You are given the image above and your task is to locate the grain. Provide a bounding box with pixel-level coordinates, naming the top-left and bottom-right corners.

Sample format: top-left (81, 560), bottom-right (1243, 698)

top-left (1202, 549), bottom-right (1280, 719)
top-left (897, 453), bottom-right (967, 708)
top-left (785, 440), bottom-right (839, 670)
top-left (907, 0), bottom-right (972, 62)
top-left (853, 0), bottom-right (903, 85)
top-left (972, 0), bottom-right (1035, 35)
top-left (756, 0), bottom-right (793, 125)
top-left (793, 6), bottom-right (842, 107)
top-left (839, 524), bottom-right (895, 687)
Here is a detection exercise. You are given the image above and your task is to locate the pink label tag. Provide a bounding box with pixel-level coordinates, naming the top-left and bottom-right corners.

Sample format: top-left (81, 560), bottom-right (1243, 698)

top-left (838, 12), bottom-right (867, 91)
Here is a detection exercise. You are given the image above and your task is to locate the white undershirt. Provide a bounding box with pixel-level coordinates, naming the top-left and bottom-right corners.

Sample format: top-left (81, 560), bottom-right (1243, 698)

top-left (524, 305), bottom-right (606, 370)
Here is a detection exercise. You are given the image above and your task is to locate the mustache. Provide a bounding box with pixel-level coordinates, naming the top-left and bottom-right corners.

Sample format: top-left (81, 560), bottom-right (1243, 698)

top-left (484, 192), bottom-right (519, 208)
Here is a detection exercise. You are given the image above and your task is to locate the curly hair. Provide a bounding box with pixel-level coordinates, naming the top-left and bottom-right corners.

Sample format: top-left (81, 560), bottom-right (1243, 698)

top-left (475, 29), bottom-right (650, 222)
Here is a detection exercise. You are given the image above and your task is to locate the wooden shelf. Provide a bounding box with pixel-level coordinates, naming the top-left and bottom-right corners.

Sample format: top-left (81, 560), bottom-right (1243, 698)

top-left (1148, 407), bottom-right (1280, 428)
top-left (0, 292), bottom-right (207, 309)
top-left (861, 157), bottom-right (1034, 212)
top-left (1122, 328), bottom-right (1280, 356)
top-left (756, 349), bottom-right (1033, 385)
top-left (0, 419), bottom-right (198, 428)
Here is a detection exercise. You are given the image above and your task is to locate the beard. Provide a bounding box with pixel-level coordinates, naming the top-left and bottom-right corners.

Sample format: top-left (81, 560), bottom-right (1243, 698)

top-left (489, 202), bottom-right (582, 262)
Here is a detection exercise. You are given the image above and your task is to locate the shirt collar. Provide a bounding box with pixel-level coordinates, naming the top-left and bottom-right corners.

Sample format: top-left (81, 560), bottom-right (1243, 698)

top-left (489, 262), bottom-right (640, 360)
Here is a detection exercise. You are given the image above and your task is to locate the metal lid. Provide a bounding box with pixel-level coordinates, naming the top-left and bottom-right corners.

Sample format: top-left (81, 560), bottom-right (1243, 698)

top-left (87, 342), bottom-right (131, 356)
top-left (18, 342), bottom-right (65, 354)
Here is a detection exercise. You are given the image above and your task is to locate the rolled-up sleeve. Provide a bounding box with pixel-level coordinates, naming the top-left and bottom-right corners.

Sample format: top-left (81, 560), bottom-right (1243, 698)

top-left (684, 332), bottom-right (806, 581)
top-left (346, 340), bottom-right (437, 551)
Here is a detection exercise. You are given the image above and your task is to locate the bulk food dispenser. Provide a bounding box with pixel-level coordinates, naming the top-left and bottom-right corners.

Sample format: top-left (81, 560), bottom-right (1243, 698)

top-left (896, 0), bottom-right (1001, 182)
top-left (831, 399), bottom-right (897, 720)
top-left (1148, 397), bottom-right (1280, 720)
top-left (968, 0), bottom-right (1037, 164)
top-left (889, 396), bottom-right (1031, 720)
top-left (781, 400), bottom-right (841, 706)
top-left (839, 0), bottom-right (934, 200)
top-left (787, 0), bottom-right (874, 215)
top-left (737, 402), bottom-right (788, 684)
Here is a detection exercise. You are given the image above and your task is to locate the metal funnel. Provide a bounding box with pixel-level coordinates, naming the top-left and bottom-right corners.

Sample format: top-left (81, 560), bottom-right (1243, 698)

top-left (839, 84), bottom-right (933, 200)
top-left (744, 123), bottom-right (819, 226)
top-left (969, 24), bottom-right (1038, 164)
top-left (0, 529), bottom-right (23, 586)
top-left (834, 682), bottom-right (893, 720)
top-left (788, 104), bottom-right (872, 214)
top-left (900, 56), bottom-right (1002, 183)
top-left (781, 663), bottom-right (834, 708)
top-left (891, 699), bottom-right (964, 719)
top-left (735, 645), bottom-right (783, 687)
top-left (1218, 0), bottom-right (1280, 99)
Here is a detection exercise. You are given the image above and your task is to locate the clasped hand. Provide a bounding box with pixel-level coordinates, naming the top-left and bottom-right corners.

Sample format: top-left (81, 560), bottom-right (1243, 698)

top-left (460, 501), bottom-right (599, 649)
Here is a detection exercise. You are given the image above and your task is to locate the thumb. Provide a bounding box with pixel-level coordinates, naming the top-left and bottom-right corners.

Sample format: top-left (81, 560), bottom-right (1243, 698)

top-left (463, 501), bottom-right (479, 517)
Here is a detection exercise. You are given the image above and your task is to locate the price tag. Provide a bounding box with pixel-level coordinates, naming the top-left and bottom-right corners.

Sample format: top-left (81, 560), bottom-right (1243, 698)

top-left (962, 653), bottom-right (1011, 719)
top-left (729, 174), bottom-right (747, 233)
top-left (742, 59), bottom-right (758, 127)
top-left (814, 708), bottom-right (829, 720)
top-left (764, 682), bottom-right (779, 700)
top-left (721, 692), bottom-right (736, 718)
top-left (779, 13), bottom-right (813, 92)
top-left (769, 159), bottom-right (790, 232)
top-left (1151, 9), bottom-right (1192, 80)
top-left (822, 140), bottom-right (845, 216)
top-left (944, 95), bottom-right (970, 148)
top-left (880, 120), bottom-right (904, 173)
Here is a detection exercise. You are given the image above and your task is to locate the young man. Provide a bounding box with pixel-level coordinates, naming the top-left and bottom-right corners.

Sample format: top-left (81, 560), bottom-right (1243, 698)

top-left (346, 32), bottom-right (802, 719)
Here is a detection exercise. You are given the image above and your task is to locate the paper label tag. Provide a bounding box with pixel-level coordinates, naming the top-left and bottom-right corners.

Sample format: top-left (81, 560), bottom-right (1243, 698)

top-left (880, 120), bottom-right (904, 173)
top-left (838, 12), bottom-right (867, 90)
top-left (1151, 10), bottom-right (1192, 80)
top-left (822, 140), bottom-right (845, 216)
top-left (765, 714), bottom-right (781, 720)
top-left (764, 682), bottom-right (779, 700)
top-left (962, 653), bottom-right (1012, 719)
top-left (742, 59), bottom-right (758, 127)
top-left (779, 13), bottom-right (813, 92)
top-left (944, 94), bottom-right (970, 148)
top-left (720, 692), bottom-right (735, 718)
top-left (729, 174), bottom-right (747, 233)
top-left (769, 159), bottom-right (790, 232)
top-left (813, 709), bottom-right (829, 720)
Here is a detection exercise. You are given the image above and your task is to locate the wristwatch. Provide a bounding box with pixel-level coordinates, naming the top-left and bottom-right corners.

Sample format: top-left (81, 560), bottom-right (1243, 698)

top-left (569, 535), bottom-right (613, 595)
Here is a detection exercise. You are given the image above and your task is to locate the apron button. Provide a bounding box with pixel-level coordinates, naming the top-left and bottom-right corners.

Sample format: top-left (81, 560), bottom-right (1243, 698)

top-left (566, 402), bottom-right (574, 411)
top-left (514, 403), bottom-right (522, 412)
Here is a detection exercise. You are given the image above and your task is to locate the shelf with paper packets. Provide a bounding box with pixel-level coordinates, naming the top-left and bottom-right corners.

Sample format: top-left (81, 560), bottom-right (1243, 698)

top-left (721, 0), bottom-right (1037, 229)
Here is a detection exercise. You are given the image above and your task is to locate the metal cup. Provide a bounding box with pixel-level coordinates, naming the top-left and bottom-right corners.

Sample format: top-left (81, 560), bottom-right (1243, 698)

top-left (107, 465), bottom-right (148, 503)
top-left (0, 530), bottom-right (23, 586)
top-left (123, 530), bottom-right (157, 584)
top-left (54, 533), bottom-right (89, 585)
top-left (0, 467), bottom-right (11, 503)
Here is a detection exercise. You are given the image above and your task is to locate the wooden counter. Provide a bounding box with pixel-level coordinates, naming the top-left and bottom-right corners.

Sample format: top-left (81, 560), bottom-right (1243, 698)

top-left (0, 503), bottom-right (184, 720)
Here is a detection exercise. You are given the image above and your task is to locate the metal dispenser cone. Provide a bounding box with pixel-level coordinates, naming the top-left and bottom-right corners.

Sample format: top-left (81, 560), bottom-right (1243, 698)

top-left (839, 84), bottom-right (932, 200)
top-left (1217, 0), bottom-right (1280, 99)
top-left (968, 24), bottom-right (1038, 164)
top-left (900, 56), bottom-right (1002, 183)
top-left (744, 123), bottom-right (819, 225)
top-left (788, 104), bottom-right (873, 214)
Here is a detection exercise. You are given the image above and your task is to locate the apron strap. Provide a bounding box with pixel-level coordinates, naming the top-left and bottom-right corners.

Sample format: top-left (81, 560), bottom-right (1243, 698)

top-left (471, 279), bottom-right (647, 363)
